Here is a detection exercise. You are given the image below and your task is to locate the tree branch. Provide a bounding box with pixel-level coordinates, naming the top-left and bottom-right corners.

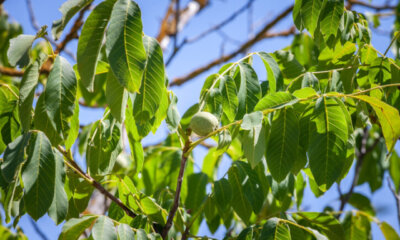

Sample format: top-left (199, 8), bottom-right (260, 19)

top-left (28, 217), bottom-right (49, 240)
top-left (388, 176), bottom-right (400, 230)
top-left (348, 0), bottom-right (396, 11)
top-left (56, 146), bottom-right (137, 219)
top-left (169, 4), bottom-right (294, 87)
top-left (161, 137), bottom-right (191, 239)
top-left (25, 0), bottom-right (76, 60)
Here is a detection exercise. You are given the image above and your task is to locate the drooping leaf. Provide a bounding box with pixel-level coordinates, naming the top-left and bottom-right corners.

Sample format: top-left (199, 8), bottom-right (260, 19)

top-left (133, 36), bottom-right (166, 123)
top-left (87, 114), bottom-right (122, 177)
top-left (301, 0), bottom-right (323, 35)
top-left (294, 212), bottom-right (345, 240)
top-left (242, 125), bottom-right (265, 168)
top-left (141, 196), bottom-right (167, 225)
top-left (117, 224), bottom-right (135, 240)
top-left (219, 75), bottom-right (238, 122)
top-left (351, 95), bottom-right (400, 152)
top-left (34, 55), bottom-right (77, 145)
top-left (257, 52), bottom-right (284, 93)
top-left (185, 173), bottom-right (208, 211)
top-left (319, 0), bottom-right (344, 40)
top-left (106, 71), bottom-right (128, 122)
top-left (19, 53), bottom-right (47, 131)
top-left (64, 101), bottom-right (80, 150)
top-left (214, 178), bottom-right (232, 213)
top-left (236, 63), bottom-right (261, 119)
top-left (48, 152), bottom-right (68, 225)
top-left (348, 193), bottom-right (375, 216)
top-left (7, 35), bottom-right (35, 67)
top-left (77, 0), bottom-right (116, 91)
top-left (1, 133), bottom-right (31, 183)
top-left (228, 165), bottom-right (252, 224)
top-left (241, 111), bottom-right (263, 130)
top-left (92, 216), bottom-right (117, 240)
top-left (260, 218), bottom-right (291, 240)
top-left (266, 108), bottom-right (300, 182)
top-left (380, 222), bottom-right (400, 240)
top-left (52, 0), bottom-right (93, 40)
top-left (106, 0), bottom-right (147, 93)
top-left (342, 212), bottom-right (371, 240)
top-left (308, 97), bottom-right (348, 187)
top-left (22, 132), bottom-right (55, 220)
top-left (166, 92), bottom-right (180, 132)
top-left (0, 85), bottom-right (21, 154)
top-left (59, 215), bottom-right (99, 240)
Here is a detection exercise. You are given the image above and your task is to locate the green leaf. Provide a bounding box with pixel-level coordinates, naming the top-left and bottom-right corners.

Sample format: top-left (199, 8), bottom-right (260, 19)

top-left (293, 0), bottom-right (304, 31)
top-left (273, 50), bottom-right (305, 79)
top-left (242, 125), bottom-right (265, 168)
top-left (133, 36), bottom-right (166, 123)
top-left (106, 0), bottom-right (147, 93)
top-left (294, 212), bottom-right (345, 240)
top-left (342, 212), bottom-right (371, 240)
top-left (87, 114), bottom-right (122, 176)
top-left (52, 0), bottom-right (93, 40)
top-left (308, 97), bottom-right (348, 187)
top-left (1, 133), bottom-right (31, 182)
top-left (241, 111), bottom-right (263, 130)
top-left (7, 35), bottom-right (35, 67)
top-left (117, 224), bottom-right (135, 240)
top-left (301, 72), bottom-right (319, 90)
top-left (185, 173), bottom-right (208, 210)
top-left (236, 63), bottom-right (261, 119)
top-left (125, 99), bottom-right (144, 172)
top-left (34, 55), bottom-right (77, 145)
top-left (257, 52), bottom-right (284, 93)
top-left (235, 161), bottom-right (265, 213)
top-left (266, 108), bottom-right (300, 182)
top-left (202, 147), bottom-right (222, 180)
top-left (77, 0), bottom-right (116, 91)
top-left (19, 53), bottom-right (47, 131)
top-left (254, 92), bottom-right (298, 112)
top-left (22, 132), bottom-right (55, 220)
top-left (214, 178), bottom-right (232, 212)
top-left (136, 229), bottom-right (148, 240)
top-left (0, 85), bottom-right (21, 154)
top-left (390, 152), bottom-right (400, 191)
top-left (228, 164), bottom-right (252, 224)
top-left (219, 75), bottom-right (238, 122)
top-left (48, 152), bottom-right (68, 225)
top-left (320, 0), bottom-right (344, 40)
top-left (348, 192), bottom-right (375, 216)
top-left (352, 95), bottom-right (400, 152)
top-left (141, 197), bottom-right (167, 225)
top-left (260, 218), bottom-right (291, 240)
top-left (301, 0), bottom-right (323, 35)
top-left (380, 222), bottom-right (400, 240)
top-left (92, 216), bottom-right (117, 240)
top-left (59, 215), bottom-right (99, 240)
top-left (64, 101), bottom-right (80, 150)
top-left (106, 71), bottom-right (128, 122)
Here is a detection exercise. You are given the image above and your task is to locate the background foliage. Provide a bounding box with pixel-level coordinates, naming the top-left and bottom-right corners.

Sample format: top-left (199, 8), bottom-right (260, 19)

top-left (1, 0), bottom-right (400, 239)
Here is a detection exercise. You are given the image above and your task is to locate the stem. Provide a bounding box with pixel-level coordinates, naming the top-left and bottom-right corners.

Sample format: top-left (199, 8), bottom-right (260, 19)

top-left (56, 146), bottom-right (137, 219)
top-left (388, 177), bottom-right (400, 230)
top-left (161, 139), bottom-right (191, 239)
top-left (384, 31), bottom-right (400, 56)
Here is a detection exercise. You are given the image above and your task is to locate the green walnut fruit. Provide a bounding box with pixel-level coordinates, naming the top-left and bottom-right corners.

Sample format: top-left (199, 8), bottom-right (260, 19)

top-left (189, 112), bottom-right (219, 136)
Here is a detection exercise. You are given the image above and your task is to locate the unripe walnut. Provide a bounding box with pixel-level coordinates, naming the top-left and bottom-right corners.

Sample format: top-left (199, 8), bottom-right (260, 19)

top-left (189, 112), bottom-right (219, 136)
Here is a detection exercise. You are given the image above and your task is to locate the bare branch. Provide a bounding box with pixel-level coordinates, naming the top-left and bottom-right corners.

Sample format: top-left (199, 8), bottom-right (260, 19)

top-left (161, 137), bottom-right (192, 239)
top-left (348, 0), bottom-right (396, 11)
top-left (186, 0), bottom-right (256, 44)
top-left (25, 0), bottom-right (76, 60)
top-left (170, 5), bottom-right (294, 87)
top-left (388, 176), bottom-right (400, 230)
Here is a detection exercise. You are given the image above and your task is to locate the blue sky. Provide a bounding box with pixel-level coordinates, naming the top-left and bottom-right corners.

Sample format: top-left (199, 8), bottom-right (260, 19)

top-left (3, 0), bottom-right (400, 239)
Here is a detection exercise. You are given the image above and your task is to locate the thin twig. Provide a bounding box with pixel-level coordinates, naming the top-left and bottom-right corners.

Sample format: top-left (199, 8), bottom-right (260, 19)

top-left (388, 176), bottom-right (400, 230)
top-left (56, 146), bottom-right (137, 219)
top-left (349, 0), bottom-right (396, 11)
top-left (25, 0), bottom-right (76, 60)
top-left (170, 4), bottom-right (294, 86)
top-left (161, 138), bottom-right (191, 239)
top-left (28, 217), bottom-right (49, 240)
